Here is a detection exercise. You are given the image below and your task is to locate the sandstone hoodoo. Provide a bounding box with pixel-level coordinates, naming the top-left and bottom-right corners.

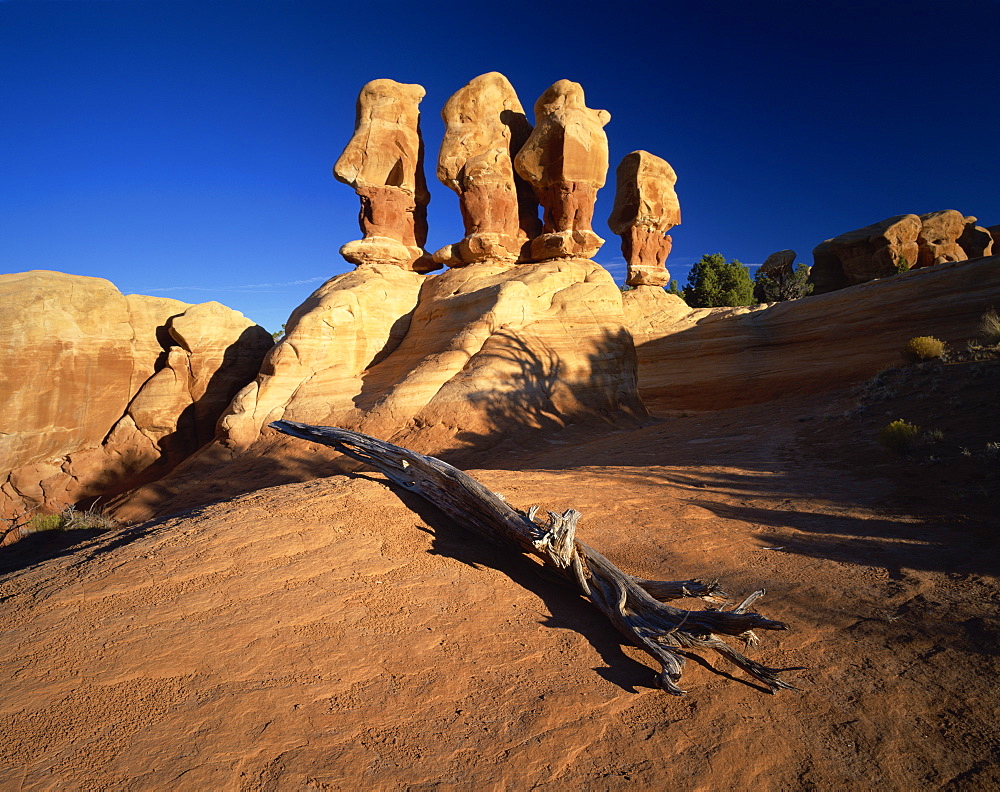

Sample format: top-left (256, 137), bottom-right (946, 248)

top-left (758, 249), bottom-right (797, 279)
top-left (0, 271), bottom-right (272, 523)
top-left (608, 150), bottom-right (681, 288)
top-left (514, 80), bottom-right (611, 261)
top-left (334, 79), bottom-right (437, 273)
top-left (433, 72), bottom-right (541, 267)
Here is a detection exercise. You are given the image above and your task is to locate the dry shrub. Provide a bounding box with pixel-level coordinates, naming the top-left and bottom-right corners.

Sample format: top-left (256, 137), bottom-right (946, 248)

top-left (980, 309), bottom-right (1000, 343)
top-left (901, 336), bottom-right (946, 362)
top-left (879, 419), bottom-right (921, 454)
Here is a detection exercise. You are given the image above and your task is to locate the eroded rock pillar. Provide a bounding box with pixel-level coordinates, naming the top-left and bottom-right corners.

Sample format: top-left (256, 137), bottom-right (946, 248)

top-left (334, 79), bottom-right (438, 273)
top-left (433, 72), bottom-right (541, 267)
top-left (514, 80), bottom-right (610, 261)
top-left (608, 151), bottom-right (680, 287)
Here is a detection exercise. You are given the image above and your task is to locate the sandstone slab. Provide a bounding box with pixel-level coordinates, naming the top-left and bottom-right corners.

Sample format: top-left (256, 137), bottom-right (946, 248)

top-left (810, 214), bottom-right (921, 293)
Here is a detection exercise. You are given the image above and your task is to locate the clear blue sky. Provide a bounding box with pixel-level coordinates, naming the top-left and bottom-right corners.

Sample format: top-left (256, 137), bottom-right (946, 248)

top-left (3, 0), bottom-right (999, 332)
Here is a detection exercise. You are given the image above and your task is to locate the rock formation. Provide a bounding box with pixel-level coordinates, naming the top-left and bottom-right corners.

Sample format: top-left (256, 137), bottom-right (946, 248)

top-left (114, 259), bottom-right (646, 522)
top-left (334, 79), bottom-right (437, 273)
top-left (624, 255), bottom-right (1000, 410)
top-left (514, 80), bottom-right (610, 261)
top-left (988, 225), bottom-right (1000, 251)
top-left (0, 271), bottom-right (272, 522)
top-left (957, 216), bottom-right (994, 259)
top-left (809, 214), bottom-right (922, 293)
top-left (432, 73), bottom-right (541, 267)
top-left (607, 151), bottom-right (680, 288)
top-left (758, 250), bottom-right (797, 279)
top-left (916, 210), bottom-right (969, 269)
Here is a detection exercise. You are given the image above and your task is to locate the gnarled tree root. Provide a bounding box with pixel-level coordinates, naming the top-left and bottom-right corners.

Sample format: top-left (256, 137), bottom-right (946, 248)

top-left (271, 420), bottom-right (797, 695)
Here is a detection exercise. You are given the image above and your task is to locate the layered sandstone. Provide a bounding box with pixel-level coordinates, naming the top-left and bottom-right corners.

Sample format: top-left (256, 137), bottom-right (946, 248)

top-left (433, 72), bottom-right (541, 267)
top-left (810, 214), bottom-right (922, 293)
top-left (608, 151), bottom-right (680, 288)
top-left (916, 210), bottom-right (969, 269)
top-left (115, 259), bottom-right (645, 521)
top-left (625, 256), bottom-right (1000, 410)
top-left (334, 80), bottom-right (437, 272)
top-left (0, 271), bottom-right (272, 521)
top-left (514, 80), bottom-right (610, 261)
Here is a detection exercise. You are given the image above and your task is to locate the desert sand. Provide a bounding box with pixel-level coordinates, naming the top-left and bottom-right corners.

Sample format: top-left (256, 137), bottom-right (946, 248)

top-left (2, 368), bottom-right (997, 789)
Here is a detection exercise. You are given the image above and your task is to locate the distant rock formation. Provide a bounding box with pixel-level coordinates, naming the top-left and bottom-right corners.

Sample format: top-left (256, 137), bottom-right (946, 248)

top-left (809, 210), bottom-right (996, 294)
top-left (810, 214), bottom-right (922, 293)
top-left (115, 259), bottom-right (646, 522)
top-left (514, 80), bottom-right (610, 261)
top-left (432, 73), bottom-right (541, 267)
top-left (608, 151), bottom-right (680, 288)
top-left (758, 250), bottom-right (797, 279)
top-left (334, 79), bottom-right (437, 273)
top-left (0, 271), bottom-right (272, 522)
top-left (917, 210), bottom-right (969, 269)
top-left (957, 217), bottom-right (994, 259)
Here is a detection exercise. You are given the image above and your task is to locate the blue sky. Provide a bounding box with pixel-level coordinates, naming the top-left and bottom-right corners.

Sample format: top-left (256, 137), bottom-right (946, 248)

top-left (3, 0), bottom-right (999, 332)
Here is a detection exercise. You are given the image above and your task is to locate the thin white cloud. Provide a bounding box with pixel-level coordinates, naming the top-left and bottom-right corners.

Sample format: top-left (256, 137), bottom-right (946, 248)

top-left (145, 276), bottom-right (328, 293)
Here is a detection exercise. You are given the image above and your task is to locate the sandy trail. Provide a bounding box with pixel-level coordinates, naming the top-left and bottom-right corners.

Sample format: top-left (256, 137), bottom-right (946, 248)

top-left (1, 394), bottom-right (997, 790)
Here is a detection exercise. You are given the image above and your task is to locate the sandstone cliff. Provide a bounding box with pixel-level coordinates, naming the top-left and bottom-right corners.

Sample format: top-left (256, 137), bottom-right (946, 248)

top-left (0, 271), bottom-right (273, 522)
top-left (624, 256), bottom-right (1000, 410)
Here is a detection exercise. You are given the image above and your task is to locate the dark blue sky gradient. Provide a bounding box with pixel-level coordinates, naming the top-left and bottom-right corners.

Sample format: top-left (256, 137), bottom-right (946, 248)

top-left (3, 0), bottom-right (998, 330)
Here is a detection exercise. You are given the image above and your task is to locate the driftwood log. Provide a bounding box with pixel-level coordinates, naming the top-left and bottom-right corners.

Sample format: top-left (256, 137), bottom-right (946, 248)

top-left (271, 420), bottom-right (797, 695)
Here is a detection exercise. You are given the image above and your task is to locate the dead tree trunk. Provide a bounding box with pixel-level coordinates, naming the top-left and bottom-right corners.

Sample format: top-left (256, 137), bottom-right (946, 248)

top-left (271, 420), bottom-right (797, 695)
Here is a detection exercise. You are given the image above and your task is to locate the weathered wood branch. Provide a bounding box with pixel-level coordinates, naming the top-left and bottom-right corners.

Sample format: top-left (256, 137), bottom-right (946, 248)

top-left (271, 420), bottom-right (797, 695)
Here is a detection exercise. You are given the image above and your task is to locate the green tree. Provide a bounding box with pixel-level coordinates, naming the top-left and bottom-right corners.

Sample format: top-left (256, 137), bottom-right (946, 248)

top-left (753, 265), bottom-right (814, 303)
top-left (683, 254), bottom-right (755, 307)
top-left (666, 279), bottom-right (686, 301)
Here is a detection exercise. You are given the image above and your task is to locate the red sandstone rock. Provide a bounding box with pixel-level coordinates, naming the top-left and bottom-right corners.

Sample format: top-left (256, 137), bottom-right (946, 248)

top-left (758, 250), bottom-right (797, 279)
top-left (0, 271), bottom-right (272, 522)
top-left (957, 216), bottom-right (994, 259)
top-left (514, 80), bottom-right (610, 261)
top-left (810, 214), bottom-right (921, 293)
top-left (916, 210), bottom-right (969, 269)
top-left (433, 73), bottom-right (541, 267)
top-left (334, 80), bottom-right (437, 273)
top-left (608, 151), bottom-right (680, 288)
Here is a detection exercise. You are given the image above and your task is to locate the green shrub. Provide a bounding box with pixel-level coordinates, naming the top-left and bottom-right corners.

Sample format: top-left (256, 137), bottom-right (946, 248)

top-left (683, 254), bottom-right (755, 308)
top-left (666, 279), bottom-right (686, 301)
top-left (753, 265), bottom-right (814, 303)
top-left (901, 336), bottom-right (946, 362)
top-left (979, 308), bottom-right (1000, 343)
top-left (879, 419), bottom-right (921, 454)
top-left (25, 513), bottom-right (64, 533)
top-left (895, 255), bottom-right (911, 274)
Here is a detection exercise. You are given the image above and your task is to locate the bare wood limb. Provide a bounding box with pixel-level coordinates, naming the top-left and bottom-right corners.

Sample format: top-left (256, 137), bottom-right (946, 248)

top-left (271, 420), bottom-right (797, 695)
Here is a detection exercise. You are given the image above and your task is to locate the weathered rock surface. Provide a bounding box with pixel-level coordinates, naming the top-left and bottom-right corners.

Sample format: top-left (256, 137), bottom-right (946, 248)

top-left (916, 210), bottom-right (969, 269)
top-left (514, 80), bottom-right (610, 261)
top-left (115, 259), bottom-right (645, 521)
top-left (810, 214), bottom-right (921, 293)
top-left (758, 249), bottom-right (797, 279)
top-left (989, 225), bottom-right (1000, 251)
top-left (0, 271), bottom-right (272, 522)
top-left (433, 72), bottom-right (541, 267)
top-left (957, 216), bottom-right (994, 259)
top-left (334, 80), bottom-right (437, 272)
top-left (625, 256), bottom-right (1000, 410)
top-left (608, 151), bottom-right (680, 288)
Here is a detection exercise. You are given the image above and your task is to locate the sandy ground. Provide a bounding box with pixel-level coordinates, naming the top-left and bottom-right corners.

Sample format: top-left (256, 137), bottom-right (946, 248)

top-left (1, 386), bottom-right (998, 790)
